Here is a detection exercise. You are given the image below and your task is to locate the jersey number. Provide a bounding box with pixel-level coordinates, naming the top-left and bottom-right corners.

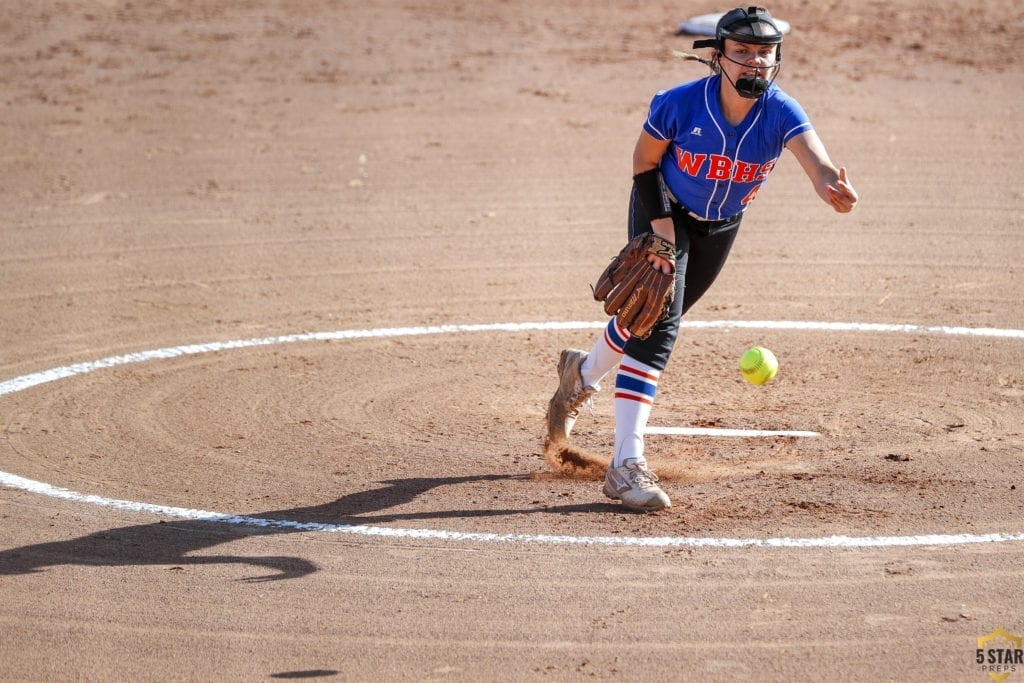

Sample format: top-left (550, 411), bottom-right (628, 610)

top-left (741, 185), bottom-right (761, 205)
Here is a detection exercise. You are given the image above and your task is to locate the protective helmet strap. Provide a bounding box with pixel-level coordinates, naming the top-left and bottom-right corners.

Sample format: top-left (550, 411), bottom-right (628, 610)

top-left (745, 7), bottom-right (769, 40)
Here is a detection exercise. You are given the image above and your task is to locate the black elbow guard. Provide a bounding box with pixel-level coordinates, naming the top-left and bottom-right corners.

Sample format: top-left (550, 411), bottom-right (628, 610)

top-left (632, 168), bottom-right (673, 220)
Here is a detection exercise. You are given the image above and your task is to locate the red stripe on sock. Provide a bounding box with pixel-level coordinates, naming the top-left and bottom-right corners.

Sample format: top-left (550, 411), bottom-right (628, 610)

top-left (614, 391), bottom-right (654, 405)
top-left (603, 329), bottom-right (625, 354)
top-left (618, 364), bottom-right (660, 382)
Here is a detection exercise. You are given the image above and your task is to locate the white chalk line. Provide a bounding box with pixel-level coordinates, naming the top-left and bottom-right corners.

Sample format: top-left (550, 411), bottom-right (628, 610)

top-left (3, 471), bottom-right (1023, 549)
top-left (3, 319), bottom-right (1021, 399)
top-left (2, 319), bottom-right (1024, 549)
top-left (646, 426), bottom-right (819, 438)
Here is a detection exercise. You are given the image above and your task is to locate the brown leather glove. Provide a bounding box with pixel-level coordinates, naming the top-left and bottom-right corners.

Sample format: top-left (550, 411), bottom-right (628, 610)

top-left (592, 233), bottom-right (676, 339)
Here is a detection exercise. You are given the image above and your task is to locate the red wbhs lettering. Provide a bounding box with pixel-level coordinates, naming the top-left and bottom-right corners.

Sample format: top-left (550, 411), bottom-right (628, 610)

top-left (675, 149), bottom-right (777, 206)
top-left (675, 148), bottom-right (777, 183)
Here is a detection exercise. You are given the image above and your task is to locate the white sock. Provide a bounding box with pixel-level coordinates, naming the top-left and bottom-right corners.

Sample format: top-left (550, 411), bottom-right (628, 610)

top-left (612, 355), bottom-right (660, 468)
top-left (580, 317), bottom-right (630, 390)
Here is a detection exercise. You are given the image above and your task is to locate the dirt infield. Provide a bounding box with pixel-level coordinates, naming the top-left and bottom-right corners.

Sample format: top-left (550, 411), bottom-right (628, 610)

top-left (2, 0), bottom-right (1023, 680)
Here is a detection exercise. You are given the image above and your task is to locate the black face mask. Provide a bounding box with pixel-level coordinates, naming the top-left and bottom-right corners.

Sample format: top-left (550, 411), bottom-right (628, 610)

top-left (733, 74), bottom-right (772, 98)
top-left (718, 51), bottom-right (780, 100)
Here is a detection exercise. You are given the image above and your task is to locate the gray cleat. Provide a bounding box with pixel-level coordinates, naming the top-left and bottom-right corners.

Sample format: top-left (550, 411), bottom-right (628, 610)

top-left (603, 458), bottom-right (671, 511)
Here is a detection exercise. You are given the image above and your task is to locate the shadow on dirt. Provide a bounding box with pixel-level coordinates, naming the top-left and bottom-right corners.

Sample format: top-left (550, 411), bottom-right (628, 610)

top-left (0, 473), bottom-right (618, 581)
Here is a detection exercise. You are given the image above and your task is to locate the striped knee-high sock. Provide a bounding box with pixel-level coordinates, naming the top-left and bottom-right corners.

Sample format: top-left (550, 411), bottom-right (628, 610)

top-left (580, 317), bottom-right (630, 391)
top-left (612, 355), bottom-right (660, 468)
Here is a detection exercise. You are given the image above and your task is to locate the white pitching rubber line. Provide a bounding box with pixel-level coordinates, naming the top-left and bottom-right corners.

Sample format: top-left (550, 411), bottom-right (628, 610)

top-left (646, 426), bottom-right (819, 438)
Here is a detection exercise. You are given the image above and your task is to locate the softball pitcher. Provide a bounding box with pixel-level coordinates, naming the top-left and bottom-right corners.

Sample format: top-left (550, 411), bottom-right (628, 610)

top-left (546, 6), bottom-right (859, 511)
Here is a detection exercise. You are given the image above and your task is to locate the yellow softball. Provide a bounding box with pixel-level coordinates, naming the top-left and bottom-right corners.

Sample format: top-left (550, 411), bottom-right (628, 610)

top-left (739, 346), bottom-right (779, 385)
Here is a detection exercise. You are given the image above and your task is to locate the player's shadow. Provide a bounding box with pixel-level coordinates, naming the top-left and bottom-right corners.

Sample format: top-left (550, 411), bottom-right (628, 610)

top-left (0, 473), bottom-right (616, 581)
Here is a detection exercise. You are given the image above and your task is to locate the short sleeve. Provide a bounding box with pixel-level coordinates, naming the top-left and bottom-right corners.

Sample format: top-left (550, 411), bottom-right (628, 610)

top-left (642, 89), bottom-right (679, 141)
top-left (779, 95), bottom-right (812, 144)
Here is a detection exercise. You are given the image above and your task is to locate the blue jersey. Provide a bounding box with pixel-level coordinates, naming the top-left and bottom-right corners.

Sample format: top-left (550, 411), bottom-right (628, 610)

top-left (643, 74), bottom-right (812, 220)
